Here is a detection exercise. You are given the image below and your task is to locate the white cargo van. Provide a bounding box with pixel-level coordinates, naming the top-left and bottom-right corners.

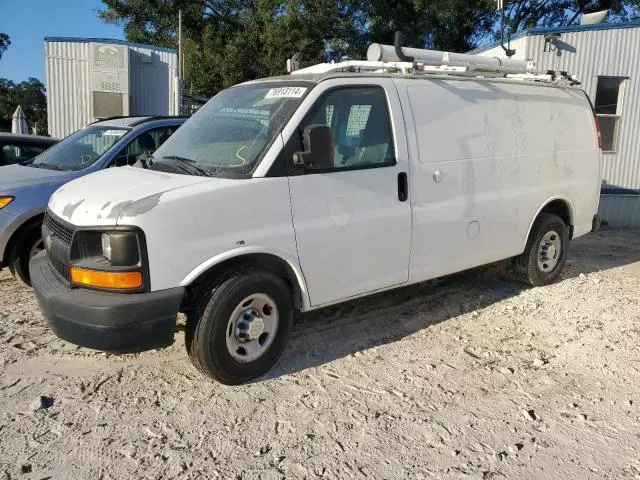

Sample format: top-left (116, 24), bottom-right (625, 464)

top-left (30, 41), bottom-right (601, 384)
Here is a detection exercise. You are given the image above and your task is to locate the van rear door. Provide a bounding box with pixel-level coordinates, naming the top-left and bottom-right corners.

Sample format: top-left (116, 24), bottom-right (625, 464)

top-left (286, 78), bottom-right (411, 307)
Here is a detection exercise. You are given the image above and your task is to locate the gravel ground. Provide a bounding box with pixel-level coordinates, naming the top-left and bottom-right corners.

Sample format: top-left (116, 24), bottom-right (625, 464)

top-left (1, 229), bottom-right (639, 480)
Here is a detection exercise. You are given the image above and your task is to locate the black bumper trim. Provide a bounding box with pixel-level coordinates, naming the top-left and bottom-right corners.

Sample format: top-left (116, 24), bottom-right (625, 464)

top-left (30, 253), bottom-right (184, 353)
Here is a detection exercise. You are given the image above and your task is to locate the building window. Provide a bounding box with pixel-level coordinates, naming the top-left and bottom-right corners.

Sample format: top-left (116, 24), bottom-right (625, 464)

top-left (594, 77), bottom-right (626, 153)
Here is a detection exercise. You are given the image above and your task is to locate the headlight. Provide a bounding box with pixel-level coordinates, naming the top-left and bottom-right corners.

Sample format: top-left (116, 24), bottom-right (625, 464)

top-left (70, 229), bottom-right (146, 291)
top-left (101, 233), bottom-right (112, 261)
top-left (0, 196), bottom-right (14, 209)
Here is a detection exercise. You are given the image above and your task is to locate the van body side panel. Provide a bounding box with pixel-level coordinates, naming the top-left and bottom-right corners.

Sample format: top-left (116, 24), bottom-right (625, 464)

top-left (117, 177), bottom-right (298, 292)
top-left (400, 78), bottom-right (599, 283)
top-left (499, 84), bottom-right (600, 245)
top-left (399, 79), bottom-right (520, 281)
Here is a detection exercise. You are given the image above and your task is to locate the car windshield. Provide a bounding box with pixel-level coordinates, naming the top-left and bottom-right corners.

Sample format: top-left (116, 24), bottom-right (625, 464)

top-left (30, 126), bottom-right (129, 171)
top-left (153, 83), bottom-right (311, 177)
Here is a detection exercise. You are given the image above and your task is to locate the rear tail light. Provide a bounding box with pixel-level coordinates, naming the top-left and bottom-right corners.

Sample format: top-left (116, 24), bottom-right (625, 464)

top-left (594, 115), bottom-right (603, 149)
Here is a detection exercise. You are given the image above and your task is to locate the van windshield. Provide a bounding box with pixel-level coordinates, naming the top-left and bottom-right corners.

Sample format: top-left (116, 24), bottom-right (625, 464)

top-left (29, 126), bottom-right (128, 171)
top-left (152, 83), bottom-right (311, 177)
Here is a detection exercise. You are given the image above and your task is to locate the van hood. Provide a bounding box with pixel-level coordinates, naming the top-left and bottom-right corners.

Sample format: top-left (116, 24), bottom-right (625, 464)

top-left (48, 167), bottom-right (211, 226)
top-left (0, 164), bottom-right (73, 191)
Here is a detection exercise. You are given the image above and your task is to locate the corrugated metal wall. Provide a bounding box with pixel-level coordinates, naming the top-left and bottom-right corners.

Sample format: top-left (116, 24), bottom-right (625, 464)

top-left (474, 36), bottom-right (529, 61)
top-left (526, 27), bottom-right (640, 192)
top-left (598, 195), bottom-right (640, 227)
top-left (46, 41), bottom-right (92, 139)
top-left (129, 46), bottom-right (178, 117)
top-left (46, 39), bottom-right (178, 139)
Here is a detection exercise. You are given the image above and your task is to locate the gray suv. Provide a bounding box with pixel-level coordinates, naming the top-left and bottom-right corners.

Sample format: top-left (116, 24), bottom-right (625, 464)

top-left (0, 116), bottom-right (186, 285)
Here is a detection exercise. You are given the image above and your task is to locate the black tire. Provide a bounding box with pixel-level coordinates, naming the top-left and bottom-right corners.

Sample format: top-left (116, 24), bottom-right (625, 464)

top-left (11, 228), bottom-right (44, 287)
top-left (511, 213), bottom-right (569, 287)
top-left (185, 267), bottom-right (294, 385)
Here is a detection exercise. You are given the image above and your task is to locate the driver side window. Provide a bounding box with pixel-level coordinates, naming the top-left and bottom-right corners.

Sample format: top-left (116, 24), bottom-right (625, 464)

top-left (300, 87), bottom-right (395, 170)
top-left (111, 127), bottom-right (174, 167)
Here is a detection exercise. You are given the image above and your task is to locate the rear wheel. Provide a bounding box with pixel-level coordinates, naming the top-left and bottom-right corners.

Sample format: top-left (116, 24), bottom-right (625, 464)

top-left (12, 229), bottom-right (43, 286)
top-left (511, 213), bottom-right (569, 286)
top-left (186, 267), bottom-right (294, 385)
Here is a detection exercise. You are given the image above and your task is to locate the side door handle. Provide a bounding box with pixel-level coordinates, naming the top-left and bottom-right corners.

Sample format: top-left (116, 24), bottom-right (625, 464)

top-left (397, 172), bottom-right (408, 202)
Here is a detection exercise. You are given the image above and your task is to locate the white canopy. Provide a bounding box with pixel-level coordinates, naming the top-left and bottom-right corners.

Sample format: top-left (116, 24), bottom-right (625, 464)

top-left (11, 105), bottom-right (28, 134)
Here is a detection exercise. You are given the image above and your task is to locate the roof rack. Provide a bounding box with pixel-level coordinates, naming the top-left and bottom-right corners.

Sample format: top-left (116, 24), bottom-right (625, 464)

top-left (129, 115), bottom-right (190, 126)
top-left (89, 115), bottom-right (190, 126)
top-left (290, 31), bottom-right (580, 86)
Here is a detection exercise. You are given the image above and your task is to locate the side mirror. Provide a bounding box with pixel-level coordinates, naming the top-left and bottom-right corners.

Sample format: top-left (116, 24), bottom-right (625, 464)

top-left (293, 124), bottom-right (334, 169)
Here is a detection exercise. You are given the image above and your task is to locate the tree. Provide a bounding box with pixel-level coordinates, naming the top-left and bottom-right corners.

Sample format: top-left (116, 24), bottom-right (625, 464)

top-left (0, 78), bottom-right (48, 135)
top-left (365, 0), bottom-right (496, 52)
top-left (99, 0), bottom-right (640, 97)
top-left (100, 0), bottom-right (367, 95)
top-left (99, 0), bottom-right (495, 96)
top-left (0, 33), bottom-right (10, 60)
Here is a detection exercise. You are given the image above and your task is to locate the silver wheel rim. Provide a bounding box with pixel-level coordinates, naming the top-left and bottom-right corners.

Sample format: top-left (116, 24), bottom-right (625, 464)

top-left (225, 293), bottom-right (279, 363)
top-left (537, 230), bottom-right (561, 273)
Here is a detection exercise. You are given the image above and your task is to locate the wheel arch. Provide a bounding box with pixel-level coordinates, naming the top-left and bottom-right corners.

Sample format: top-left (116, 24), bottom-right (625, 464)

top-left (526, 197), bottom-right (574, 244)
top-left (3, 212), bottom-right (44, 268)
top-left (181, 247), bottom-right (310, 311)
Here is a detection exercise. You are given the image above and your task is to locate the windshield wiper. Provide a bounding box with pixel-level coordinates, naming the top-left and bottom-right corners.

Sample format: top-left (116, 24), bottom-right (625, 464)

top-left (157, 155), bottom-right (217, 177)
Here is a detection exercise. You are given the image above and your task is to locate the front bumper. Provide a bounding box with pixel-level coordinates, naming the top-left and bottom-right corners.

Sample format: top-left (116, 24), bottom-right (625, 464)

top-left (30, 253), bottom-right (184, 353)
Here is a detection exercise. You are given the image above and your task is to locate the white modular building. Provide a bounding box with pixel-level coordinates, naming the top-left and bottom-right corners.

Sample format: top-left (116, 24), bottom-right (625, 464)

top-left (45, 37), bottom-right (179, 139)
top-left (471, 21), bottom-right (640, 227)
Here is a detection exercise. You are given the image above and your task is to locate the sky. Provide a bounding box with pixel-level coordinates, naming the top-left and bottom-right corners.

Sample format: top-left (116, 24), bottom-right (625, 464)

top-left (0, 0), bottom-right (125, 82)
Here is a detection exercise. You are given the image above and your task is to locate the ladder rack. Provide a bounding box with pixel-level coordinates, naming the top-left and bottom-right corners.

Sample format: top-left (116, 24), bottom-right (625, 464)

top-left (290, 60), bottom-right (580, 86)
top-left (289, 32), bottom-right (580, 86)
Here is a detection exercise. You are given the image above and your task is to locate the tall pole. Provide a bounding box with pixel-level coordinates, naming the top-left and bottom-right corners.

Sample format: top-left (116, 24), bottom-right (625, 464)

top-left (178, 9), bottom-right (182, 82)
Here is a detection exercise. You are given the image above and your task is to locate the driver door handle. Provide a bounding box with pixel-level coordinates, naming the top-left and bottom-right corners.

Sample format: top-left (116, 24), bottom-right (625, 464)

top-left (397, 172), bottom-right (408, 202)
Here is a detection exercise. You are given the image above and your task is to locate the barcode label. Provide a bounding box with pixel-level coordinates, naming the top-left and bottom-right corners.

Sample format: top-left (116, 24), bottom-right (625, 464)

top-left (265, 87), bottom-right (307, 98)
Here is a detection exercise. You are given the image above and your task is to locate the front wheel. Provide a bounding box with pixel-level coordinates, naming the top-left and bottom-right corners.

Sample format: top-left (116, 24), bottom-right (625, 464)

top-left (511, 213), bottom-right (569, 286)
top-left (186, 268), bottom-right (294, 385)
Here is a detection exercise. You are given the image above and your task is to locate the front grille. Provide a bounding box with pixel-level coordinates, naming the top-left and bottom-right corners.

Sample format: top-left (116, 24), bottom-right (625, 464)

top-left (44, 211), bottom-right (74, 245)
top-left (49, 254), bottom-right (71, 281)
top-left (43, 210), bottom-right (75, 282)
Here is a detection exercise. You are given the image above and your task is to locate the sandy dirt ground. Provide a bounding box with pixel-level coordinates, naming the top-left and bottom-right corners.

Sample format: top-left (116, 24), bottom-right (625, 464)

top-left (1, 229), bottom-right (640, 480)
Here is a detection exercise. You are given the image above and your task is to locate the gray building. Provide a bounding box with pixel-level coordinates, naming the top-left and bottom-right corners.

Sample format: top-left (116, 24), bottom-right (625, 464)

top-left (471, 21), bottom-right (640, 227)
top-left (45, 37), bottom-right (179, 139)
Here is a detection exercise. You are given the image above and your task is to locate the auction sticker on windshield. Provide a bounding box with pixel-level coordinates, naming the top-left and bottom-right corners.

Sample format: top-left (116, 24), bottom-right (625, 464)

top-left (265, 87), bottom-right (307, 98)
top-left (103, 130), bottom-right (126, 136)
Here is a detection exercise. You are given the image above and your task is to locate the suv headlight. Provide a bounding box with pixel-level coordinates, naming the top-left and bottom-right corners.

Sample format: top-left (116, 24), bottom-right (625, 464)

top-left (69, 229), bottom-right (147, 291)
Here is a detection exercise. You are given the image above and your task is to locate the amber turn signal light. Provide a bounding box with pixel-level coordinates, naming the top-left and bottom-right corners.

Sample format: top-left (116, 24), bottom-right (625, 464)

top-left (0, 196), bottom-right (14, 209)
top-left (71, 267), bottom-right (143, 290)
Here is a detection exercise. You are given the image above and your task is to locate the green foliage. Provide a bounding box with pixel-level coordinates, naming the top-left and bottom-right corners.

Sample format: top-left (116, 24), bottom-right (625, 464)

top-left (100, 0), bottom-right (368, 96)
top-left (0, 78), bottom-right (48, 135)
top-left (0, 33), bottom-right (10, 60)
top-left (365, 0), bottom-right (496, 52)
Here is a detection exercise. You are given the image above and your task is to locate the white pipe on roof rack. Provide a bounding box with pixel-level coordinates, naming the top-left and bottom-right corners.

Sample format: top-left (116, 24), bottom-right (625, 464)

top-left (367, 43), bottom-right (533, 70)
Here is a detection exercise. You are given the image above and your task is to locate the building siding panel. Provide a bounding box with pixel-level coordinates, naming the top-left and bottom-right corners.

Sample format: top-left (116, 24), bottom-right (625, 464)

top-left (46, 39), bottom-right (177, 138)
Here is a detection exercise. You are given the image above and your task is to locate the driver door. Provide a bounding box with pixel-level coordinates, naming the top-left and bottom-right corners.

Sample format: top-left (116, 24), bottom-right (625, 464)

top-left (286, 79), bottom-right (412, 307)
